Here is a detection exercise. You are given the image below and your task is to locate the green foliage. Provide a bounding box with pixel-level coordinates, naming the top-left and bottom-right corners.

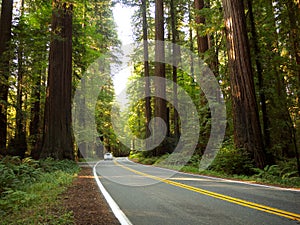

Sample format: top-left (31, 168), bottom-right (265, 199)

top-left (0, 156), bottom-right (79, 223)
top-left (0, 156), bottom-right (42, 193)
top-left (253, 160), bottom-right (300, 186)
top-left (156, 153), bottom-right (192, 166)
top-left (208, 144), bottom-right (255, 176)
top-left (38, 157), bottom-right (79, 174)
top-left (129, 151), bottom-right (157, 164)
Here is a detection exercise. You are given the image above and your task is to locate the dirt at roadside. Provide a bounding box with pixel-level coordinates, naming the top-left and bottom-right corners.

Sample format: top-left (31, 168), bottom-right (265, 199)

top-left (62, 166), bottom-right (120, 225)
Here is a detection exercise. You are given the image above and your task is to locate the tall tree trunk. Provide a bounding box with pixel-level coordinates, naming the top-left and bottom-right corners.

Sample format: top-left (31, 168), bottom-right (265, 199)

top-left (11, 0), bottom-right (27, 157)
top-left (40, 1), bottom-right (74, 160)
top-left (170, 0), bottom-right (180, 140)
top-left (247, 0), bottom-right (271, 151)
top-left (222, 0), bottom-right (267, 169)
top-left (154, 0), bottom-right (167, 156)
top-left (195, 0), bottom-right (211, 153)
top-left (30, 71), bottom-right (42, 158)
top-left (286, 0), bottom-right (300, 175)
top-left (77, 0), bottom-right (87, 160)
top-left (142, 0), bottom-right (152, 140)
top-left (287, 0), bottom-right (300, 86)
top-left (195, 0), bottom-right (208, 55)
top-left (263, 0), bottom-right (295, 158)
top-left (12, 37), bottom-right (27, 157)
top-left (189, 2), bottom-right (195, 79)
top-left (0, 0), bottom-right (13, 153)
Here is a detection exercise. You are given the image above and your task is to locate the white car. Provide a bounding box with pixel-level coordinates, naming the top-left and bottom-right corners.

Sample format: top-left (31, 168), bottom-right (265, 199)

top-left (104, 152), bottom-right (113, 160)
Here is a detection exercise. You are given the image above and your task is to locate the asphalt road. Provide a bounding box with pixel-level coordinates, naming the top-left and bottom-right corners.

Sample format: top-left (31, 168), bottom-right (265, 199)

top-left (95, 158), bottom-right (300, 225)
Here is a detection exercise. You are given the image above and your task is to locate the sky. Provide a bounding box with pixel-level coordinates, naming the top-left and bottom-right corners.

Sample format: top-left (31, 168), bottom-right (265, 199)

top-left (113, 3), bottom-right (135, 45)
top-left (112, 3), bottom-right (135, 95)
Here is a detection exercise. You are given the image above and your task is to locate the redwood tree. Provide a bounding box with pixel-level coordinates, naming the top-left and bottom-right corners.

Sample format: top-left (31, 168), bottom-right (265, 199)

top-left (0, 0), bottom-right (13, 152)
top-left (154, 0), bottom-right (167, 155)
top-left (222, 0), bottom-right (267, 168)
top-left (170, 0), bottom-right (180, 140)
top-left (246, 0), bottom-right (270, 150)
top-left (40, 1), bottom-right (74, 160)
top-left (142, 0), bottom-right (152, 139)
top-left (195, 0), bottom-right (208, 55)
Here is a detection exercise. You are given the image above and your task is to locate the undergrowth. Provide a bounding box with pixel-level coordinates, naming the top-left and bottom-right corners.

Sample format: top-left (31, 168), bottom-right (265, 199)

top-left (0, 156), bottom-right (80, 224)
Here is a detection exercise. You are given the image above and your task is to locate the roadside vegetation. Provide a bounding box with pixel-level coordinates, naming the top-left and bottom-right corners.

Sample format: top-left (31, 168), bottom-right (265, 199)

top-left (0, 156), bottom-right (80, 225)
top-left (129, 143), bottom-right (300, 188)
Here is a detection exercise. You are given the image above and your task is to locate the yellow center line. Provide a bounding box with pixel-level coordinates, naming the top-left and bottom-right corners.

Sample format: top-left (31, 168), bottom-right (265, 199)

top-left (114, 160), bottom-right (300, 221)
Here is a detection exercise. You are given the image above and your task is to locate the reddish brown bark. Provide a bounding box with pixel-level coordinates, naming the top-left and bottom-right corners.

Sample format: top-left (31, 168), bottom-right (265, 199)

top-left (142, 0), bottom-right (152, 140)
top-left (222, 0), bottom-right (267, 169)
top-left (154, 0), bottom-right (167, 155)
top-left (247, 0), bottom-right (271, 150)
top-left (170, 0), bottom-right (180, 140)
top-left (40, 1), bottom-right (74, 160)
top-left (195, 0), bottom-right (208, 55)
top-left (286, 0), bottom-right (300, 106)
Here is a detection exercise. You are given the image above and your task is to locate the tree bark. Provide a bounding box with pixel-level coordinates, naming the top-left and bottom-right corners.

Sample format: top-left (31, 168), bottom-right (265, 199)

top-left (264, 0), bottom-right (295, 158)
top-left (11, 0), bottom-right (27, 157)
top-left (154, 0), bottom-right (167, 156)
top-left (188, 2), bottom-right (195, 79)
top-left (286, 0), bottom-right (300, 176)
top-left (170, 0), bottom-right (180, 140)
top-left (40, 1), bottom-right (74, 160)
top-left (247, 0), bottom-right (271, 150)
top-left (222, 0), bottom-right (267, 169)
top-left (0, 0), bottom-right (13, 152)
top-left (12, 35), bottom-right (27, 157)
top-left (142, 0), bottom-right (152, 140)
top-left (195, 0), bottom-right (208, 55)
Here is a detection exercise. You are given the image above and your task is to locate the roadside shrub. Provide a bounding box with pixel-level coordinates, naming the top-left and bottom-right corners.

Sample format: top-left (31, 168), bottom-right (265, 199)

top-left (252, 159), bottom-right (300, 186)
top-left (129, 151), bottom-right (145, 163)
top-left (140, 157), bottom-right (159, 165)
top-left (187, 154), bottom-right (201, 167)
top-left (0, 156), bottom-right (79, 218)
top-left (208, 145), bottom-right (255, 176)
top-left (156, 153), bottom-right (192, 166)
top-left (153, 154), bottom-right (170, 165)
top-left (0, 157), bottom-right (42, 193)
top-left (39, 157), bottom-right (79, 174)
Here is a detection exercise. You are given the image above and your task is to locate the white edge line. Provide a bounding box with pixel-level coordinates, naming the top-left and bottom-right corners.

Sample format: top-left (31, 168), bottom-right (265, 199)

top-left (93, 161), bottom-right (133, 225)
top-left (125, 158), bottom-right (300, 192)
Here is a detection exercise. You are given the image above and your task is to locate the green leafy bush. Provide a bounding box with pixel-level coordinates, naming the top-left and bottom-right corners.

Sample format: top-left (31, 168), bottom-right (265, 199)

top-left (253, 159), bottom-right (300, 186)
top-left (0, 157), bottom-right (42, 193)
top-left (187, 154), bottom-right (201, 167)
top-left (208, 145), bottom-right (255, 176)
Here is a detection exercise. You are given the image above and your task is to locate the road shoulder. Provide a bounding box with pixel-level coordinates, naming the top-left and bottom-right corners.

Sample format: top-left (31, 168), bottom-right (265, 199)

top-left (61, 165), bottom-right (120, 225)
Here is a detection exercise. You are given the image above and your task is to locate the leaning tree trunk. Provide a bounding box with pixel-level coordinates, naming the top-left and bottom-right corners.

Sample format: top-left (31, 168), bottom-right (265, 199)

top-left (40, 1), bottom-right (74, 160)
top-left (222, 0), bottom-right (267, 169)
top-left (0, 0), bottom-right (13, 152)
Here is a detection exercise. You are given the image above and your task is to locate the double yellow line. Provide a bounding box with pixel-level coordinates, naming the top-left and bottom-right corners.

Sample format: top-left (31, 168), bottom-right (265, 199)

top-left (114, 160), bottom-right (300, 221)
